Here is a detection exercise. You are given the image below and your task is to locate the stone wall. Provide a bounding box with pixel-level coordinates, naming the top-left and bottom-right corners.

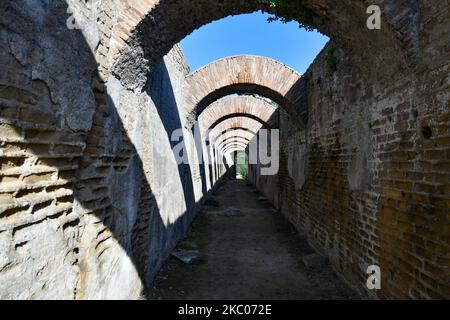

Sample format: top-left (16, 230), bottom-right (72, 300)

top-left (0, 0), bottom-right (99, 299)
top-left (0, 0), bottom-right (228, 299)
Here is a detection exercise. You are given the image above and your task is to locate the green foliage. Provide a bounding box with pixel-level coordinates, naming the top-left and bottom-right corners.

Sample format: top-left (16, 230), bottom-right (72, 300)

top-left (326, 46), bottom-right (338, 74)
top-left (267, 0), bottom-right (315, 31)
top-left (236, 151), bottom-right (249, 180)
top-left (303, 70), bottom-right (312, 81)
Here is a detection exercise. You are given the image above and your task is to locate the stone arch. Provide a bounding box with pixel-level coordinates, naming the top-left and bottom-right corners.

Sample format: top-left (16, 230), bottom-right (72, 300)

top-left (112, 0), bottom-right (412, 92)
top-left (213, 128), bottom-right (257, 142)
top-left (216, 136), bottom-right (250, 147)
top-left (184, 56), bottom-right (304, 122)
top-left (226, 146), bottom-right (246, 153)
top-left (199, 95), bottom-right (278, 135)
top-left (208, 117), bottom-right (263, 144)
top-left (225, 149), bottom-right (246, 157)
top-left (213, 129), bottom-right (256, 146)
top-left (222, 141), bottom-right (248, 151)
top-left (224, 145), bottom-right (247, 154)
top-left (205, 113), bottom-right (270, 140)
top-left (217, 137), bottom-right (250, 152)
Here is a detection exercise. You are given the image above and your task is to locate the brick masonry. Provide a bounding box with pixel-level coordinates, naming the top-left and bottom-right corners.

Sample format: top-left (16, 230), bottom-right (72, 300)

top-left (198, 95), bottom-right (277, 137)
top-left (250, 31), bottom-right (449, 298)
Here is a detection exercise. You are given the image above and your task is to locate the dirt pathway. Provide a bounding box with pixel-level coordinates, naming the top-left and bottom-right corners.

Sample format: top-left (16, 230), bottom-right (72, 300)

top-left (148, 179), bottom-right (358, 300)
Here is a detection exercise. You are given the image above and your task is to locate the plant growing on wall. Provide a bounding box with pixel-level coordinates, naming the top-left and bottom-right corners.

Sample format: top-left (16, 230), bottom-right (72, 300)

top-left (267, 0), bottom-right (316, 31)
top-left (326, 45), bottom-right (338, 74)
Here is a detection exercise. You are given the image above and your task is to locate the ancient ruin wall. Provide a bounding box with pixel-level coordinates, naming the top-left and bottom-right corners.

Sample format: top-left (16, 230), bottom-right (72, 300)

top-left (251, 1), bottom-right (449, 297)
top-left (0, 0), bottom-right (449, 300)
top-left (0, 0), bottom-right (227, 299)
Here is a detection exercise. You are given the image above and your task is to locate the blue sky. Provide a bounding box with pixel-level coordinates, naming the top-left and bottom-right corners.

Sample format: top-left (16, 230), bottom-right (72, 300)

top-left (180, 12), bottom-right (329, 74)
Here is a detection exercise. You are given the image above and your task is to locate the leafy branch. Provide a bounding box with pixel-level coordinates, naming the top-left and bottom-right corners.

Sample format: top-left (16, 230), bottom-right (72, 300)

top-left (267, 0), bottom-right (316, 31)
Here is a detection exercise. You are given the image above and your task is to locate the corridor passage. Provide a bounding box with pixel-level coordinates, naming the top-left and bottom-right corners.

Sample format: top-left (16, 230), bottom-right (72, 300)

top-left (149, 179), bottom-right (358, 300)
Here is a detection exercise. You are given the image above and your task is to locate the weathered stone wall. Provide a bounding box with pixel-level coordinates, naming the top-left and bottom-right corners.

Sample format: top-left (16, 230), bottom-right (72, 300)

top-left (77, 44), bottom-right (208, 299)
top-left (0, 0), bottom-right (228, 299)
top-left (250, 1), bottom-right (450, 298)
top-left (0, 0), bottom-right (100, 299)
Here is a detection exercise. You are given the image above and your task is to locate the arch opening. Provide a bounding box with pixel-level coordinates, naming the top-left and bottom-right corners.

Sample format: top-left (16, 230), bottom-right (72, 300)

top-left (184, 55), bottom-right (306, 127)
top-left (112, 0), bottom-right (409, 93)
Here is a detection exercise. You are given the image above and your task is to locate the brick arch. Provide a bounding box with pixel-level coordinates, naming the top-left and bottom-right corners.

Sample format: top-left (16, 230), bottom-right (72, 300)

top-left (223, 145), bottom-right (247, 155)
top-left (222, 140), bottom-right (248, 151)
top-left (185, 55), bottom-right (306, 124)
top-left (213, 129), bottom-right (256, 146)
top-left (211, 129), bottom-right (255, 160)
top-left (221, 146), bottom-right (247, 156)
top-left (217, 137), bottom-right (250, 153)
top-left (213, 128), bottom-right (257, 141)
top-left (203, 114), bottom-right (267, 138)
top-left (225, 148), bottom-right (246, 157)
top-left (112, 0), bottom-right (411, 91)
top-left (216, 136), bottom-right (250, 149)
top-left (199, 95), bottom-right (278, 135)
top-left (206, 113), bottom-right (271, 135)
top-left (207, 117), bottom-right (263, 144)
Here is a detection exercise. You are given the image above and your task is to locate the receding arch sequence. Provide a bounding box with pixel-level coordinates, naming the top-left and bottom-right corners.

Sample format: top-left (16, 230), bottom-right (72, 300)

top-left (222, 141), bottom-right (248, 151)
top-left (198, 95), bottom-right (278, 135)
top-left (184, 55), bottom-right (307, 124)
top-left (213, 129), bottom-right (256, 146)
top-left (216, 136), bottom-right (250, 149)
top-left (112, 0), bottom-right (410, 92)
top-left (217, 138), bottom-right (250, 153)
top-left (207, 117), bottom-right (264, 144)
top-left (223, 145), bottom-right (247, 154)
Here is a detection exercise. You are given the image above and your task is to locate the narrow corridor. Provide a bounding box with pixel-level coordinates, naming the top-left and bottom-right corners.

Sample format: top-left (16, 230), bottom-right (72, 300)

top-left (149, 179), bottom-right (358, 300)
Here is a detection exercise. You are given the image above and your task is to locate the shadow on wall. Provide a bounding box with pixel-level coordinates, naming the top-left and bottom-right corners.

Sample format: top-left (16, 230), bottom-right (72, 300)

top-left (0, 0), bottom-right (227, 299)
top-left (146, 59), bottom-right (197, 244)
top-left (147, 60), bottom-right (213, 205)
